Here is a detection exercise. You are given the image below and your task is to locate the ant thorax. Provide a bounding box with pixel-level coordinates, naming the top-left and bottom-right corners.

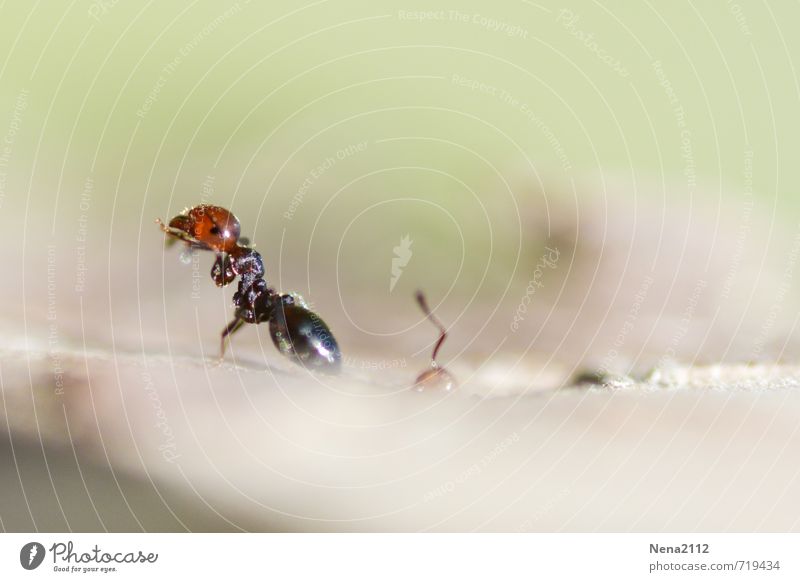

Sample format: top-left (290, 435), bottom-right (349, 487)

top-left (190, 227), bottom-right (276, 324)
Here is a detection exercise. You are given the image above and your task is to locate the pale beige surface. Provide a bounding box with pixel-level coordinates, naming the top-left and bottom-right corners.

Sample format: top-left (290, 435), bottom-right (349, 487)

top-left (2, 347), bottom-right (799, 532)
top-left (2, 192), bottom-right (800, 532)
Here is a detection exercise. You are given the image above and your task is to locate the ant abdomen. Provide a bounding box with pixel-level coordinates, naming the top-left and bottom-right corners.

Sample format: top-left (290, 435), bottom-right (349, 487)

top-left (269, 295), bottom-right (341, 373)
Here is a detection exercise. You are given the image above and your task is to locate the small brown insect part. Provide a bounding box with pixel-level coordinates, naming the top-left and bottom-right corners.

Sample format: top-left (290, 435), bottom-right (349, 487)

top-left (413, 290), bottom-right (456, 392)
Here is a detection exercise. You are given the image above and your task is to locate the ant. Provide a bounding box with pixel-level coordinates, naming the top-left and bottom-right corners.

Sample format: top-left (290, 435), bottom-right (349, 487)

top-left (414, 290), bottom-right (456, 391)
top-left (157, 204), bottom-right (341, 373)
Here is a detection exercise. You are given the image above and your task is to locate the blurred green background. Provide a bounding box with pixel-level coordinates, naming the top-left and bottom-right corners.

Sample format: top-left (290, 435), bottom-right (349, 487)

top-left (1, 0), bottom-right (798, 354)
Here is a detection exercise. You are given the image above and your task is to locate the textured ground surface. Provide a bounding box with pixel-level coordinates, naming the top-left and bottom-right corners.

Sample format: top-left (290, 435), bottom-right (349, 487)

top-left (3, 187), bottom-right (800, 531)
top-left (2, 344), bottom-right (799, 532)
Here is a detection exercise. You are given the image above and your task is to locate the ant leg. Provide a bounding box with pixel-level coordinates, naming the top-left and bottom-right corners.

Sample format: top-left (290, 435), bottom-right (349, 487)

top-left (219, 316), bottom-right (245, 359)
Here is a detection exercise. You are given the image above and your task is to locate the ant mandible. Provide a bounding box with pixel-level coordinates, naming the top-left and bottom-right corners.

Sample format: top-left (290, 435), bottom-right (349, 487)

top-left (157, 204), bottom-right (342, 373)
top-left (414, 290), bottom-right (456, 391)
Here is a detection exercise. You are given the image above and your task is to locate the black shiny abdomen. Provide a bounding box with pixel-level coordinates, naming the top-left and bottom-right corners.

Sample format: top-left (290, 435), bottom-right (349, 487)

top-left (269, 303), bottom-right (341, 373)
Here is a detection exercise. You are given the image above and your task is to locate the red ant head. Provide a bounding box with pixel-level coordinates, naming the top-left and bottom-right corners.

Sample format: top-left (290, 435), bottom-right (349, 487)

top-left (166, 205), bottom-right (241, 253)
